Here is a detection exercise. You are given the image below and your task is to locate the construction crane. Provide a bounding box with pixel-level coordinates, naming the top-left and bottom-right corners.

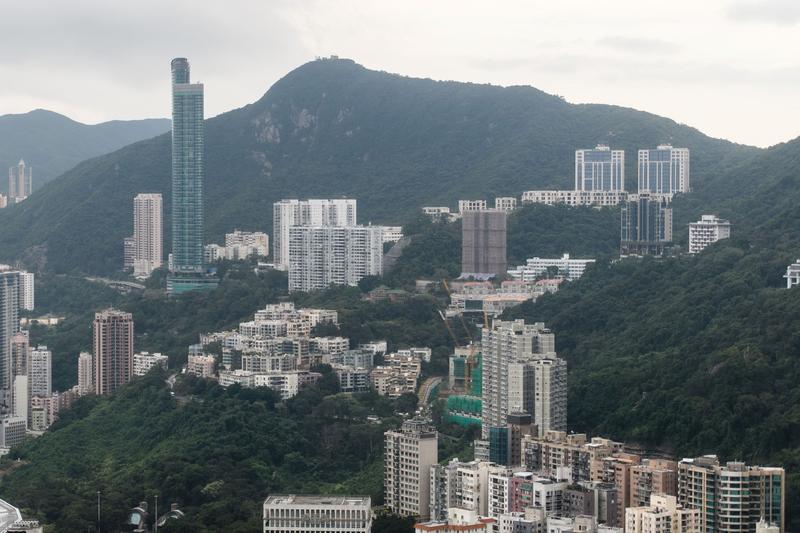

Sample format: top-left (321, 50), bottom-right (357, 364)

top-left (439, 279), bottom-right (481, 393)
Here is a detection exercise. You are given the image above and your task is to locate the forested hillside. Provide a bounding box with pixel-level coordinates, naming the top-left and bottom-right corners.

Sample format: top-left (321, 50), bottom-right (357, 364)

top-left (0, 58), bottom-right (758, 274)
top-left (0, 109), bottom-right (169, 193)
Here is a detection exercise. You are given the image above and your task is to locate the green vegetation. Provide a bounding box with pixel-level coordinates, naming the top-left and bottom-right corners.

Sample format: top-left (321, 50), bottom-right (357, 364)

top-left (0, 372), bottom-right (397, 532)
top-left (0, 58), bottom-right (758, 275)
top-left (0, 109), bottom-right (169, 194)
top-left (506, 241), bottom-right (800, 528)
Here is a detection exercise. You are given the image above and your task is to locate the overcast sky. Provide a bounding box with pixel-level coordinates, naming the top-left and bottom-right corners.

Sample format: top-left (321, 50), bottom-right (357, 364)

top-left (2, 0), bottom-right (799, 147)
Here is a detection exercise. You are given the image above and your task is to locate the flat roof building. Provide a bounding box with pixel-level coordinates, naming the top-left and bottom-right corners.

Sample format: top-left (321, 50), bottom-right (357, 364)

top-left (263, 494), bottom-right (371, 533)
top-left (689, 215), bottom-right (731, 254)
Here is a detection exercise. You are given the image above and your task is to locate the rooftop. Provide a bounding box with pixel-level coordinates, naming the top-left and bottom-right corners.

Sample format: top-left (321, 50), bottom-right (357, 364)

top-left (264, 494), bottom-right (370, 506)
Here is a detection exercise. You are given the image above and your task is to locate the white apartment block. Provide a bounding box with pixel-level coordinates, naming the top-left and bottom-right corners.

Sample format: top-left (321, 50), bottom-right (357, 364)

top-left (273, 199), bottom-right (357, 270)
top-left (459, 200), bottom-right (488, 214)
top-left (638, 145), bottom-right (691, 195)
top-left (12, 375), bottom-right (27, 427)
top-left (481, 320), bottom-right (561, 439)
top-left (625, 494), bottom-right (699, 533)
top-left (19, 272), bottom-right (34, 311)
top-left (358, 341), bottom-right (388, 356)
top-left (287, 225), bottom-right (383, 293)
top-left (187, 354), bottom-right (216, 378)
top-left (241, 353), bottom-right (296, 373)
top-left (218, 369), bottom-right (256, 388)
top-left (226, 230), bottom-right (269, 256)
top-left (132, 352), bottom-right (168, 376)
top-left (27, 346), bottom-right (51, 398)
top-left (382, 226), bottom-right (404, 243)
top-left (495, 197), bottom-right (518, 212)
top-left (430, 459), bottom-right (493, 520)
top-left (253, 372), bottom-right (300, 400)
top-left (311, 336), bottom-right (350, 355)
top-left (423, 207), bottom-right (460, 222)
top-left (385, 419), bottom-right (438, 518)
top-left (78, 352), bottom-right (94, 395)
top-left (132, 193), bottom-right (163, 278)
top-left (263, 495), bottom-right (371, 533)
top-left (371, 366), bottom-right (418, 398)
top-left (786, 260), bottom-right (800, 289)
top-left (332, 365), bottom-right (371, 393)
top-left (508, 254), bottom-right (596, 282)
top-left (0, 416), bottom-right (26, 448)
top-left (689, 215), bottom-right (731, 254)
top-left (575, 145), bottom-right (625, 192)
top-left (397, 347), bottom-right (432, 362)
top-left (520, 190), bottom-right (628, 207)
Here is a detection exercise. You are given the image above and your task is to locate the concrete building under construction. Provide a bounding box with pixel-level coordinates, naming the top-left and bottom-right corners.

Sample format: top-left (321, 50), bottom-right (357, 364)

top-left (461, 210), bottom-right (507, 277)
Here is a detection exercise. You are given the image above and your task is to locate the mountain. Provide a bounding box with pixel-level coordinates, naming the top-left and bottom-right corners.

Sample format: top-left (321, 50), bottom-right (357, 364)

top-left (0, 109), bottom-right (169, 194)
top-left (0, 57), bottom-right (761, 274)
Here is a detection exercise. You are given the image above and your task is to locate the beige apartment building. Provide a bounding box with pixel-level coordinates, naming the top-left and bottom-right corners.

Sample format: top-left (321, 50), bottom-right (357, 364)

top-left (385, 419), bottom-right (438, 518)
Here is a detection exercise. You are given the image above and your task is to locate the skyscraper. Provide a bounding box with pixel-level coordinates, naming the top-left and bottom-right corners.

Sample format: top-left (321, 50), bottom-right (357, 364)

top-left (620, 193), bottom-right (673, 256)
top-left (0, 267), bottom-right (22, 411)
top-left (93, 309), bottom-right (134, 395)
top-left (481, 320), bottom-right (565, 439)
top-left (27, 346), bottom-right (51, 398)
top-left (167, 58), bottom-right (216, 294)
top-left (575, 145), bottom-right (625, 192)
top-left (273, 199), bottom-right (357, 270)
top-left (461, 210), bottom-right (507, 277)
top-left (133, 193), bottom-right (163, 278)
top-left (638, 145), bottom-right (691, 195)
top-left (384, 418), bottom-right (438, 518)
top-left (8, 159), bottom-right (32, 202)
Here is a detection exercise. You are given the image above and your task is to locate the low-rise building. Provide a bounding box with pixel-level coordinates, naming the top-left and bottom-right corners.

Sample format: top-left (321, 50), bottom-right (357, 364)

top-left (0, 416), bottom-right (26, 448)
top-left (494, 197), bottom-right (517, 212)
top-left (415, 508), bottom-right (495, 533)
top-left (187, 354), bottom-right (216, 378)
top-left (785, 260), bottom-right (800, 289)
top-left (688, 215), bottom-right (731, 254)
top-left (332, 365), bottom-right (371, 393)
top-left (382, 226), bottom-right (404, 243)
top-left (132, 351), bottom-right (168, 376)
top-left (263, 495), bottom-right (371, 533)
top-left (521, 190), bottom-right (627, 207)
top-left (508, 254), bottom-right (595, 282)
top-left (422, 207), bottom-right (460, 222)
top-left (459, 200), bottom-right (488, 214)
top-left (625, 494), bottom-right (699, 533)
top-left (396, 347), bottom-right (432, 363)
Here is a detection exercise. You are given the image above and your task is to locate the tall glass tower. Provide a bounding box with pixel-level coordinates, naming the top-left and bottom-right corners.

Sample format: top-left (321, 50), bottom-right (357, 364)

top-left (167, 58), bottom-right (217, 294)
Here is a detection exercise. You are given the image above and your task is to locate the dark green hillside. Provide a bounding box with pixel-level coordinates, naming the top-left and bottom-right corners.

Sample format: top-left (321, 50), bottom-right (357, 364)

top-left (0, 58), bottom-right (758, 274)
top-left (506, 241), bottom-right (800, 526)
top-left (0, 109), bottom-right (169, 193)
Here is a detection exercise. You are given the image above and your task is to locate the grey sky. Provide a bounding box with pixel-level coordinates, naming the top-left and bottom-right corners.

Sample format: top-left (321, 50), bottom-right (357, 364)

top-left (1, 0), bottom-right (798, 147)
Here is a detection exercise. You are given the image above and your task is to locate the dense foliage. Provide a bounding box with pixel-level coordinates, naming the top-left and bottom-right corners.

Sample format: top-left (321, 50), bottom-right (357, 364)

top-left (0, 373), bottom-right (398, 532)
top-left (506, 241), bottom-right (800, 528)
top-left (0, 58), bottom-right (758, 274)
top-left (0, 109), bottom-right (168, 194)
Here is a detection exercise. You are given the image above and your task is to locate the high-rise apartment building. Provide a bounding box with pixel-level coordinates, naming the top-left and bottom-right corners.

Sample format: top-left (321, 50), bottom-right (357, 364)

top-left (481, 320), bottom-right (563, 439)
top-left (462, 210), bottom-right (507, 277)
top-left (8, 160), bottom-right (32, 202)
top-left (263, 495), bottom-right (372, 533)
top-left (27, 346), bottom-right (51, 398)
top-left (18, 272), bottom-right (33, 312)
top-left (0, 267), bottom-right (22, 410)
top-left (272, 199), bottom-right (357, 270)
top-left (11, 375), bottom-right (27, 427)
top-left (638, 145), bottom-right (691, 195)
top-left (620, 193), bottom-right (673, 256)
top-left (287, 225), bottom-right (383, 292)
top-left (93, 309), bottom-right (134, 395)
top-left (625, 494), bottom-right (699, 533)
top-left (522, 431), bottom-right (624, 483)
top-left (11, 331), bottom-right (29, 378)
top-left (384, 418), bottom-right (438, 518)
top-left (688, 215), bottom-right (731, 254)
top-left (630, 458), bottom-right (678, 507)
top-left (77, 352), bottom-right (94, 395)
top-left (132, 193), bottom-right (163, 278)
top-left (678, 456), bottom-right (784, 533)
top-left (123, 236), bottom-right (136, 270)
top-left (168, 57), bottom-right (216, 294)
top-left (575, 145), bottom-right (625, 192)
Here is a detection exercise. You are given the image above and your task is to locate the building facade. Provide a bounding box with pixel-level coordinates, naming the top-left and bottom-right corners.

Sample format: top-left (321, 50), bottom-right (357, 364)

top-left (638, 145), bottom-right (691, 195)
top-left (521, 190), bottom-right (628, 207)
top-left (77, 352), bottom-right (94, 395)
top-left (8, 160), bottom-right (32, 203)
top-left (0, 267), bottom-right (23, 409)
top-left (494, 197), bottom-right (518, 212)
top-left (132, 352), bottom-right (168, 376)
top-left (27, 346), bottom-right (51, 398)
top-left (93, 309), bottom-right (134, 395)
top-left (678, 456), bottom-right (784, 533)
top-left (575, 146), bottom-right (625, 192)
top-left (688, 215), bottom-right (731, 254)
top-left (620, 194), bottom-right (673, 256)
top-left (459, 200), bottom-right (488, 214)
top-left (133, 193), bottom-right (163, 278)
top-left (462, 210), bottom-right (507, 277)
top-left (507, 254), bottom-right (595, 282)
top-left (263, 495), bottom-right (371, 533)
top-left (168, 57), bottom-right (216, 294)
top-left (287, 225), bottom-right (383, 292)
top-left (273, 199), bottom-right (357, 270)
top-left (625, 494), bottom-right (699, 533)
top-left (385, 419), bottom-right (439, 518)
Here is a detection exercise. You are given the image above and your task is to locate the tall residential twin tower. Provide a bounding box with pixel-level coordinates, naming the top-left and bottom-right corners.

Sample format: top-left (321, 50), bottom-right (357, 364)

top-left (167, 58), bottom-right (217, 294)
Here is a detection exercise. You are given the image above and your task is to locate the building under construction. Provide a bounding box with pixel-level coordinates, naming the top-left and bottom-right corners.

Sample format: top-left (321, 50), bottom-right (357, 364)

top-left (461, 209), bottom-right (507, 277)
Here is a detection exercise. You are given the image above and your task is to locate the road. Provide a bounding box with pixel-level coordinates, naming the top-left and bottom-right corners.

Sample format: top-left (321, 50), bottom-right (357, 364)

top-left (418, 376), bottom-right (443, 405)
